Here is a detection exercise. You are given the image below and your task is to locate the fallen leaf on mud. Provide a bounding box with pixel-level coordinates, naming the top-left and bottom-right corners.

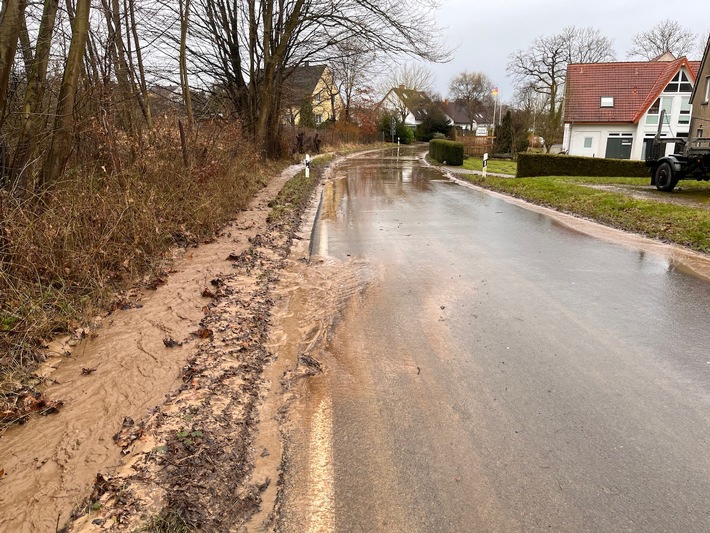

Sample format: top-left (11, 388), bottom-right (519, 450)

top-left (81, 367), bottom-right (97, 375)
top-left (38, 399), bottom-right (64, 416)
top-left (201, 288), bottom-right (216, 298)
top-left (0, 468), bottom-right (5, 478)
top-left (193, 328), bottom-right (214, 339)
top-left (298, 354), bottom-right (322, 375)
top-left (163, 337), bottom-right (183, 348)
top-left (113, 417), bottom-right (143, 448)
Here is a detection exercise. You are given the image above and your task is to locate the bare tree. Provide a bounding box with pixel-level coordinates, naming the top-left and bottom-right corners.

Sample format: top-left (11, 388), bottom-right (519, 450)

top-left (10, 0), bottom-right (60, 192)
top-left (328, 38), bottom-right (377, 122)
top-left (507, 26), bottom-right (615, 148)
top-left (0, 0), bottom-right (28, 123)
top-left (379, 61), bottom-right (435, 95)
top-left (186, 0), bottom-right (449, 157)
top-left (41, 0), bottom-right (91, 189)
top-left (448, 71), bottom-right (493, 129)
top-left (178, 0), bottom-right (192, 130)
top-left (628, 19), bottom-right (697, 60)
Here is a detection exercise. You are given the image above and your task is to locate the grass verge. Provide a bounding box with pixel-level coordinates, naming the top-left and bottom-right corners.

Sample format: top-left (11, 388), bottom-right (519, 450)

top-left (460, 174), bottom-right (710, 253)
top-left (462, 157), bottom-right (517, 175)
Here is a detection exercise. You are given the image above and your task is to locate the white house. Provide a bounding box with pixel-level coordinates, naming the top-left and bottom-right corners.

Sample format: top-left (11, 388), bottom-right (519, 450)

top-left (563, 54), bottom-right (701, 160)
top-left (379, 85), bottom-right (433, 127)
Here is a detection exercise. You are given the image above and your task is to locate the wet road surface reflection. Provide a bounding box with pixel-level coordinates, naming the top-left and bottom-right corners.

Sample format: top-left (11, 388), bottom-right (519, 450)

top-left (282, 147), bottom-right (710, 532)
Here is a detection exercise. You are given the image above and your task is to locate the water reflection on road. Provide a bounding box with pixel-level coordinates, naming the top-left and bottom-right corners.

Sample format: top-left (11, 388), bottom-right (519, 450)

top-left (280, 147), bottom-right (710, 533)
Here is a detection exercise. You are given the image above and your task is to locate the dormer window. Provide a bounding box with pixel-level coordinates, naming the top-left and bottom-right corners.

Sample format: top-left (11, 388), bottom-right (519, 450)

top-left (665, 70), bottom-right (693, 93)
top-left (600, 96), bottom-right (614, 108)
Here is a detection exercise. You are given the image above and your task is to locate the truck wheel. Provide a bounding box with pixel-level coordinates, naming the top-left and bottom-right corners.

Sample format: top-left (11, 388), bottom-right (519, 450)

top-left (655, 162), bottom-right (676, 192)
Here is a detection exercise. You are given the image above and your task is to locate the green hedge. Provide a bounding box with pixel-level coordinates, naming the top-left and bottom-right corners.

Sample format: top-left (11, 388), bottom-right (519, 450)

top-left (429, 139), bottom-right (464, 166)
top-left (517, 153), bottom-right (648, 178)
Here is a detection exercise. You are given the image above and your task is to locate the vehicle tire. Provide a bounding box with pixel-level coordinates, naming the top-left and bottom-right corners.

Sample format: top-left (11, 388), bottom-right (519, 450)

top-left (655, 161), bottom-right (676, 192)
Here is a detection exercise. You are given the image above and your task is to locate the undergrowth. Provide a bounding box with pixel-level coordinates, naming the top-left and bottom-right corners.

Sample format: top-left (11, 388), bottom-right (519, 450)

top-left (0, 120), bottom-right (277, 418)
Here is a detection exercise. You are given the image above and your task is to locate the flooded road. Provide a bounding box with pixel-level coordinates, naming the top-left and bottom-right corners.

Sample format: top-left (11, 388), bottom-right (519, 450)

top-left (278, 148), bottom-right (710, 532)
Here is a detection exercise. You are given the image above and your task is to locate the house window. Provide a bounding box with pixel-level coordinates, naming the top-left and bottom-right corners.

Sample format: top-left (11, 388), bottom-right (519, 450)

top-left (584, 137), bottom-right (593, 148)
top-left (665, 70), bottom-right (693, 93)
top-left (315, 114), bottom-right (323, 125)
top-left (705, 76), bottom-right (710, 104)
top-left (679, 96), bottom-right (691, 125)
top-left (646, 97), bottom-right (673, 125)
top-left (600, 96), bottom-right (614, 108)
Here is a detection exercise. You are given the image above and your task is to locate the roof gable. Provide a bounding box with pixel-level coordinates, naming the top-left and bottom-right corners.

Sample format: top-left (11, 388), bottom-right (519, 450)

top-left (564, 58), bottom-right (700, 124)
top-left (282, 64), bottom-right (329, 105)
top-left (381, 87), bottom-right (432, 120)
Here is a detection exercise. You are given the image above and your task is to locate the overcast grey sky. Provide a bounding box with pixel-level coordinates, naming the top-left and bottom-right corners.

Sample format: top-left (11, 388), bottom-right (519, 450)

top-left (426, 0), bottom-right (710, 101)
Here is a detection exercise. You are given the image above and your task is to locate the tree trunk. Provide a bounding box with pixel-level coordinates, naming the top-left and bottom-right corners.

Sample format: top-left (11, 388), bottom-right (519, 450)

top-left (127, 0), bottom-right (152, 130)
top-left (101, 0), bottom-right (135, 136)
top-left (179, 0), bottom-right (193, 130)
top-left (10, 0), bottom-right (59, 193)
top-left (0, 0), bottom-right (27, 123)
top-left (40, 0), bottom-right (91, 189)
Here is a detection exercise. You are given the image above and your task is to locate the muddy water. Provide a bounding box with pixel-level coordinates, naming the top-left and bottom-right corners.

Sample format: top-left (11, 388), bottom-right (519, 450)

top-left (0, 165), bottom-right (302, 533)
top-left (277, 147), bottom-right (710, 532)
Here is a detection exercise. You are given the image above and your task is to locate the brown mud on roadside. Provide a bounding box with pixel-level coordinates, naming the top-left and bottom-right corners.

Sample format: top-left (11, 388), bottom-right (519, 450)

top-left (0, 149), bottom-right (379, 532)
top-left (0, 162), bottom-right (304, 532)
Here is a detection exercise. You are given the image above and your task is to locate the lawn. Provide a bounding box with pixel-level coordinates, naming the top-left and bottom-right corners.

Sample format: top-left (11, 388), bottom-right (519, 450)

top-left (459, 173), bottom-right (710, 254)
top-left (462, 157), bottom-right (517, 175)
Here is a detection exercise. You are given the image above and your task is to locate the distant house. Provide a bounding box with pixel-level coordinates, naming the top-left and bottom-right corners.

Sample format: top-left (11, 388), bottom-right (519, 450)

top-left (282, 63), bottom-right (343, 126)
top-left (563, 54), bottom-right (701, 160)
top-left (442, 99), bottom-right (482, 131)
top-left (379, 86), bottom-right (434, 127)
top-left (689, 36), bottom-right (710, 150)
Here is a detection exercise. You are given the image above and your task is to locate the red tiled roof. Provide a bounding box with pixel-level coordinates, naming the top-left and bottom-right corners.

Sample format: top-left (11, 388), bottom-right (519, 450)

top-left (564, 58), bottom-right (701, 124)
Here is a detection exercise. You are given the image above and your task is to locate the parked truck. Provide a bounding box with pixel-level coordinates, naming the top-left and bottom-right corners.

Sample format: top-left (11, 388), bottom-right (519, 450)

top-left (647, 109), bottom-right (710, 192)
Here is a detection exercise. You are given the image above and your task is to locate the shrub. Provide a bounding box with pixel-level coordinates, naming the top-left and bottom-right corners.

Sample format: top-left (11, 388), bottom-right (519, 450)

top-left (378, 113), bottom-right (414, 144)
top-left (517, 153), bottom-right (648, 178)
top-left (429, 139), bottom-right (464, 166)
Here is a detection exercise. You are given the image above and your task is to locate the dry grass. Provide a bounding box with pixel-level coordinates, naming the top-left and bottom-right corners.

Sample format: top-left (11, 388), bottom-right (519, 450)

top-left (0, 119), bottom-right (278, 416)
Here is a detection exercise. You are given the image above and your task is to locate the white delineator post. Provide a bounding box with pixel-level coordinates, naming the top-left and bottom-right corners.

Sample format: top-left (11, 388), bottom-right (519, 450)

top-left (305, 153), bottom-right (310, 178)
top-left (482, 152), bottom-right (488, 178)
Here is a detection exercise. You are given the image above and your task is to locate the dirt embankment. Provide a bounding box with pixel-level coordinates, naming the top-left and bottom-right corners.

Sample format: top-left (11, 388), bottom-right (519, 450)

top-left (0, 153), bottom-right (336, 531)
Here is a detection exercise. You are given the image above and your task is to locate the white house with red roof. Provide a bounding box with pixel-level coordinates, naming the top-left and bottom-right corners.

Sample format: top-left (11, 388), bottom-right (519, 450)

top-left (563, 55), bottom-right (701, 161)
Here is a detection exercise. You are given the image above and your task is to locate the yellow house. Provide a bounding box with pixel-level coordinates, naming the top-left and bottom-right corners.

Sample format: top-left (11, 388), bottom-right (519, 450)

top-left (282, 63), bottom-right (343, 126)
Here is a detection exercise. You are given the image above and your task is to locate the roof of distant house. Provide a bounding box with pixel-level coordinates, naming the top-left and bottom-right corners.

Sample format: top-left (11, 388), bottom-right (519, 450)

top-left (383, 86), bottom-right (432, 121)
top-left (564, 57), bottom-right (701, 124)
top-left (282, 63), bottom-right (329, 106)
top-left (443, 100), bottom-right (469, 124)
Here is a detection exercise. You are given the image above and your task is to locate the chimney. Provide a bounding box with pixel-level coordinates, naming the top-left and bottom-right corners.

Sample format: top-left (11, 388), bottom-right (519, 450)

top-left (399, 84), bottom-right (405, 90)
top-left (304, 60), bottom-right (309, 67)
top-left (444, 98), bottom-right (449, 105)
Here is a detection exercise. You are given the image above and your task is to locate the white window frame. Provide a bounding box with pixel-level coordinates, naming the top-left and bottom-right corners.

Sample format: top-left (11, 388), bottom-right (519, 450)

top-left (646, 97), bottom-right (673, 125)
top-left (600, 96), bottom-right (614, 108)
top-left (583, 137), bottom-right (593, 148)
top-left (704, 76), bottom-right (710, 104)
top-left (679, 96), bottom-right (691, 125)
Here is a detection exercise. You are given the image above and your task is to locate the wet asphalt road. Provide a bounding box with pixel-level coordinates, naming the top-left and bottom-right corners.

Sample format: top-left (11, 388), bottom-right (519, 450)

top-left (284, 147), bottom-right (710, 532)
